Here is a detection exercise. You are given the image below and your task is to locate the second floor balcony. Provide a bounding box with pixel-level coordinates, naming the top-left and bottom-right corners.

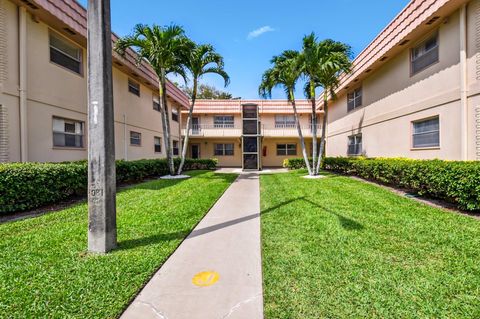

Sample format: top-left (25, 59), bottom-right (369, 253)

top-left (183, 124), bottom-right (242, 137)
top-left (183, 123), bottom-right (323, 138)
top-left (262, 124), bottom-right (322, 137)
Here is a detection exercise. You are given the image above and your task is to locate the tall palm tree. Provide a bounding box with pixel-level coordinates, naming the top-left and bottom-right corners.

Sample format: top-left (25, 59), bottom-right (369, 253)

top-left (312, 40), bottom-right (352, 174)
top-left (114, 24), bottom-right (193, 175)
top-left (259, 50), bottom-right (312, 175)
top-left (177, 43), bottom-right (230, 175)
top-left (299, 33), bottom-right (352, 175)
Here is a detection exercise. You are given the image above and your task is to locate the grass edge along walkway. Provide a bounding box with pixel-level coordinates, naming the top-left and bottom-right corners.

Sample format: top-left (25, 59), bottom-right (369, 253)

top-left (0, 170), bottom-right (237, 318)
top-left (260, 170), bottom-right (480, 319)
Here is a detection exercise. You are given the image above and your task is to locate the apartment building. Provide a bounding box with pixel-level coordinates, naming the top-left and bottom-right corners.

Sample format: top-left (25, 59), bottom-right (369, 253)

top-left (181, 100), bottom-right (322, 168)
top-left (0, 0), bottom-right (189, 163)
top-left (324, 0), bottom-right (480, 161)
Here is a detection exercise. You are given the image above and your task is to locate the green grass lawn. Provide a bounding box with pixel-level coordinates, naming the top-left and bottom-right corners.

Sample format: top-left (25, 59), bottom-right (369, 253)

top-left (261, 170), bottom-right (480, 318)
top-left (0, 170), bottom-right (237, 318)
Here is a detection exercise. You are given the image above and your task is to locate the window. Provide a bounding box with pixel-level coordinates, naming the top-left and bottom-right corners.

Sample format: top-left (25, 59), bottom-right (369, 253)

top-left (412, 117), bottom-right (439, 148)
top-left (53, 117), bottom-right (84, 148)
top-left (172, 108), bottom-right (179, 122)
top-left (348, 134), bottom-right (362, 156)
top-left (214, 115), bottom-right (234, 128)
top-left (347, 87), bottom-right (362, 112)
top-left (275, 115), bottom-right (296, 128)
top-left (154, 136), bottom-right (162, 153)
top-left (173, 140), bottom-right (179, 155)
top-left (49, 31), bottom-right (82, 74)
top-left (130, 131), bottom-right (141, 146)
top-left (411, 33), bottom-right (439, 75)
top-left (276, 144), bottom-right (297, 156)
top-left (153, 96), bottom-right (160, 111)
top-left (214, 143), bottom-right (234, 156)
top-left (128, 79), bottom-right (140, 96)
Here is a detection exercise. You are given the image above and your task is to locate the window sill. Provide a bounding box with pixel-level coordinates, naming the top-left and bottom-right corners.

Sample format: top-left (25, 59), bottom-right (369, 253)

top-left (52, 147), bottom-right (86, 151)
top-left (130, 144), bottom-right (142, 147)
top-left (411, 146), bottom-right (440, 151)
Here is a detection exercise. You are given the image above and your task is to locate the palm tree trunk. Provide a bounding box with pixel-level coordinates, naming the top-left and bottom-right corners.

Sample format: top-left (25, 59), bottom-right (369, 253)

top-left (290, 90), bottom-right (312, 175)
top-left (310, 93), bottom-right (317, 175)
top-left (158, 70), bottom-right (175, 175)
top-left (315, 94), bottom-right (328, 175)
top-left (177, 79), bottom-right (197, 175)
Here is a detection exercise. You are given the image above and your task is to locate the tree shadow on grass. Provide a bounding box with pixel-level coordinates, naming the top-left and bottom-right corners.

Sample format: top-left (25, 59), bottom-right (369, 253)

top-left (117, 195), bottom-right (362, 251)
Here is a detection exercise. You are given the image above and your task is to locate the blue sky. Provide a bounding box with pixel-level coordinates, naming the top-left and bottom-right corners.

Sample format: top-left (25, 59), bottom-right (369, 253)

top-left (78, 0), bottom-right (409, 99)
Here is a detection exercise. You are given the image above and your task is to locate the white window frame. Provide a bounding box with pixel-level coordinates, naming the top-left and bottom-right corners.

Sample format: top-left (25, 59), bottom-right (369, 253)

top-left (128, 79), bottom-right (140, 96)
top-left (154, 136), bottom-right (162, 153)
top-left (130, 131), bottom-right (141, 146)
top-left (347, 134), bottom-right (362, 156)
top-left (214, 115), bottom-right (234, 128)
top-left (412, 116), bottom-right (440, 149)
top-left (411, 32), bottom-right (439, 76)
top-left (173, 140), bottom-right (179, 156)
top-left (52, 117), bottom-right (84, 148)
top-left (276, 143), bottom-right (297, 156)
top-left (275, 115), bottom-right (296, 128)
top-left (153, 96), bottom-right (160, 111)
top-left (214, 143), bottom-right (234, 156)
top-left (172, 108), bottom-right (179, 122)
top-left (49, 30), bottom-right (83, 75)
top-left (347, 87), bottom-right (362, 112)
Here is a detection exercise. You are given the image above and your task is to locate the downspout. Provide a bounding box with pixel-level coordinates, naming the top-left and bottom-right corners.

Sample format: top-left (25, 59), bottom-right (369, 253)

top-left (19, 6), bottom-right (27, 162)
top-left (460, 3), bottom-right (468, 160)
top-left (123, 113), bottom-right (127, 160)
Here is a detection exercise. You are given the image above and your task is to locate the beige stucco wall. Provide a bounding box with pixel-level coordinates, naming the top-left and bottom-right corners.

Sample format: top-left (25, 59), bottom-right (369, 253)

top-left (187, 138), bottom-right (242, 167)
top-left (326, 6), bottom-right (478, 160)
top-left (1, 0), bottom-right (182, 163)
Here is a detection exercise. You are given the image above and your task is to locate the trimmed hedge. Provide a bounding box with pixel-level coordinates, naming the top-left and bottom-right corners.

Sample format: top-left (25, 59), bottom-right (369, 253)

top-left (326, 157), bottom-right (480, 211)
top-left (0, 158), bottom-right (217, 214)
top-left (283, 157), bottom-right (480, 211)
top-left (283, 158), bottom-right (312, 169)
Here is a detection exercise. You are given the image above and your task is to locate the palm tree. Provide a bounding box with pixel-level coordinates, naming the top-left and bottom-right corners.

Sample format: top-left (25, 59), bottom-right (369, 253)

top-left (299, 33), bottom-right (352, 175)
top-left (259, 50), bottom-right (313, 175)
top-left (312, 40), bottom-right (352, 174)
top-left (177, 43), bottom-right (230, 175)
top-left (114, 24), bottom-right (192, 175)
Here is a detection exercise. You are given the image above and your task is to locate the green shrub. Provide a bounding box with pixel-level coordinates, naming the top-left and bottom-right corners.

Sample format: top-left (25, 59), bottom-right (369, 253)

top-left (0, 158), bottom-right (217, 214)
top-left (283, 158), bottom-right (313, 169)
top-left (323, 157), bottom-right (480, 211)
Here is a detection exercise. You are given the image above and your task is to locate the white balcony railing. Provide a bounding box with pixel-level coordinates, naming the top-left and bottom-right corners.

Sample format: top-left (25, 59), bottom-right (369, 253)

top-left (182, 124), bottom-right (322, 138)
top-left (262, 124), bottom-right (322, 137)
top-left (182, 124), bottom-right (242, 137)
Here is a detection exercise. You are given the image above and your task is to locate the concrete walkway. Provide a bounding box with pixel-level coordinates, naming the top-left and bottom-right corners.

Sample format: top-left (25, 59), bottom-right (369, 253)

top-left (121, 172), bottom-right (263, 319)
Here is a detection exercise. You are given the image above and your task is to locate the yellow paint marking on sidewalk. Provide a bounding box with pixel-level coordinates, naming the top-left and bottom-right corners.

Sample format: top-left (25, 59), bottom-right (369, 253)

top-left (192, 271), bottom-right (220, 287)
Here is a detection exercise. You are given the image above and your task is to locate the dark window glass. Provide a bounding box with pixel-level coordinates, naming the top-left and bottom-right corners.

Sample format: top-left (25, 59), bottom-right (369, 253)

top-left (411, 34), bottom-right (439, 75)
top-left (130, 131), bottom-right (141, 145)
top-left (128, 80), bottom-right (140, 96)
top-left (347, 87), bottom-right (362, 112)
top-left (214, 115), bottom-right (234, 128)
top-left (347, 134), bottom-right (362, 155)
top-left (243, 137), bottom-right (258, 153)
top-left (276, 144), bottom-right (297, 156)
top-left (413, 117), bottom-right (439, 148)
top-left (173, 140), bottom-right (179, 156)
top-left (172, 108), bottom-right (179, 122)
top-left (214, 143), bottom-right (234, 156)
top-left (154, 137), bottom-right (162, 153)
top-left (49, 33), bottom-right (82, 74)
top-left (52, 117), bottom-right (84, 148)
top-left (153, 97), bottom-right (160, 111)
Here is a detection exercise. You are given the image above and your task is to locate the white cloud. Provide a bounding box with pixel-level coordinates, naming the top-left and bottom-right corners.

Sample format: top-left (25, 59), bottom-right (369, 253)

top-left (247, 26), bottom-right (275, 40)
